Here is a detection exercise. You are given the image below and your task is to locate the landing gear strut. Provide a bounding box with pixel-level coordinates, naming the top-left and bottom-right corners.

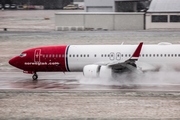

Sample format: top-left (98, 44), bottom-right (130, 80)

top-left (32, 73), bottom-right (38, 81)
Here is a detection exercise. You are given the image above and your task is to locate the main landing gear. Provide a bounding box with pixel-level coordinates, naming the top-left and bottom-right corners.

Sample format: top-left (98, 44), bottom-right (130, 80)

top-left (32, 72), bottom-right (38, 81)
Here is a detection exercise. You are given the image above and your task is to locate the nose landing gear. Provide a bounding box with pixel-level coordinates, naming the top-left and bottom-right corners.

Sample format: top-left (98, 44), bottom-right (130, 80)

top-left (32, 73), bottom-right (38, 81)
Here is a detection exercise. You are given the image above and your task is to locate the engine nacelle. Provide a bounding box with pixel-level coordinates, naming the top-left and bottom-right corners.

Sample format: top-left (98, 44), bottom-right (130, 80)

top-left (99, 66), bottom-right (112, 79)
top-left (83, 65), bottom-right (112, 79)
top-left (83, 65), bottom-right (101, 78)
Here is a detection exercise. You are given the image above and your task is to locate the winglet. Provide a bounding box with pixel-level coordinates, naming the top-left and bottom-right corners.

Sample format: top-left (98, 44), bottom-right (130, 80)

top-left (130, 42), bottom-right (143, 60)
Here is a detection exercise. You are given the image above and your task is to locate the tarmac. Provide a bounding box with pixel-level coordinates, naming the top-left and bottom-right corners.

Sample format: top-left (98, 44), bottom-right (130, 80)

top-left (0, 89), bottom-right (180, 120)
top-left (0, 10), bottom-right (180, 119)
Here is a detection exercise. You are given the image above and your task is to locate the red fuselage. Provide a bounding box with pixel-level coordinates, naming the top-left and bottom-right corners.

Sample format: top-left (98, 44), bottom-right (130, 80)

top-left (9, 45), bottom-right (70, 73)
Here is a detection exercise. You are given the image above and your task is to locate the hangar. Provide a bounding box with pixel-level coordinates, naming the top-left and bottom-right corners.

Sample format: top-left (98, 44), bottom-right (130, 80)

top-left (55, 12), bottom-right (145, 31)
top-left (146, 0), bottom-right (180, 29)
top-left (55, 0), bottom-right (149, 31)
top-left (55, 0), bottom-right (180, 30)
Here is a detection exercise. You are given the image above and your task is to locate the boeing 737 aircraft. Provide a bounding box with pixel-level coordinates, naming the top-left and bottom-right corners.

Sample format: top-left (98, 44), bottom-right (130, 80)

top-left (9, 42), bottom-right (180, 81)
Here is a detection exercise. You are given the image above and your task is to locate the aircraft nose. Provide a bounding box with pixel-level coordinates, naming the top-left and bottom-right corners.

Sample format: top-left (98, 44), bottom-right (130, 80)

top-left (9, 57), bottom-right (19, 67)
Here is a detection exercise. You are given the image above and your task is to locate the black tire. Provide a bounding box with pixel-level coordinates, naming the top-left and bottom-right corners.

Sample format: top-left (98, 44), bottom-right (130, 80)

top-left (32, 74), bottom-right (38, 81)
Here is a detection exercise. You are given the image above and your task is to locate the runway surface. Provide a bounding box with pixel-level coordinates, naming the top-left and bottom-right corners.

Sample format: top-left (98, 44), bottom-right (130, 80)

top-left (0, 71), bottom-right (180, 91)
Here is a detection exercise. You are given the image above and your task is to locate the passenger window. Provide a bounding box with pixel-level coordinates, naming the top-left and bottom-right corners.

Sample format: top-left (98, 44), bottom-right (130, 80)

top-left (59, 54), bottom-right (61, 58)
top-left (164, 54), bottom-right (166, 57)
top-left (73, 55), bottom-right (75, 57)
top-left (94, 54), bottom-right (96, 57)
top-left (77, 55), bottom-right (79, 57)
top-left (87, 55), bottom-right (89, 57)
top-left (69, 55), bottom-right (71, 57)
top-left (153, 54), bottom-right (155, 57)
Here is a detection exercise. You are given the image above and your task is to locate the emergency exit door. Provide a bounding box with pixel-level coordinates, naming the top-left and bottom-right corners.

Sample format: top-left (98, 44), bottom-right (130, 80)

top-left (34, 49), bottom-right (41, 62)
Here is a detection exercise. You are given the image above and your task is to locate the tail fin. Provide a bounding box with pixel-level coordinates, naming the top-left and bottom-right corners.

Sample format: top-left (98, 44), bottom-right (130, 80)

top-left (130, 42), bottom-right (143, 61)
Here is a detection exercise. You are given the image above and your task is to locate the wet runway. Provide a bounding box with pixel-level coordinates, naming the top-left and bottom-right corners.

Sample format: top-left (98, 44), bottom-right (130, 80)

top-left (1, 72), bottom-right (180, 119)
top-left (1, 72), bottom-right (180, 91)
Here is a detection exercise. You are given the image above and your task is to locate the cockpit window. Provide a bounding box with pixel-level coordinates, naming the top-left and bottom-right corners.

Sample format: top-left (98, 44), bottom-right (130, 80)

top-left (19, 53), bottom-right (27, 57)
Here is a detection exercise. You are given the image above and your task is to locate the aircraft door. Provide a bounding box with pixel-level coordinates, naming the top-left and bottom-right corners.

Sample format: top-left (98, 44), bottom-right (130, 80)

top-left (34, 49), bottom-right (41, 62)
top-left (116, 52), bottom-right (121, 60)
top-left (109, 52), bottom-right (115, 61)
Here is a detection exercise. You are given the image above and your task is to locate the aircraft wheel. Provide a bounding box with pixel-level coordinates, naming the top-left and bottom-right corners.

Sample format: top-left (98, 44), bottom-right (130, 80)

top-left (32, 74), bottom-right (38, 81)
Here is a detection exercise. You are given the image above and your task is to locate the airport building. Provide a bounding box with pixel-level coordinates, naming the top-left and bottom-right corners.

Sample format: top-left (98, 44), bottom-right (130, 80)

top-left (55, 0), bottom-right (149, 31)
top-left (84, 0), bottom-right (150, 12)
top-left (56, 0), bottom-right (180, 30)
top-left (146, 0), bottom-right (180, 29)
top-left (55, 12), bottom-right (145, 31)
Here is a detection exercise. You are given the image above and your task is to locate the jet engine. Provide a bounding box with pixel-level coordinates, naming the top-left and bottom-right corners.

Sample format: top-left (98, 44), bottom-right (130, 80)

top-left (99, 66), bottom-right (112, 79)
top-left (83, 65), bottom-right (100, 78)
top-left (83, 65), bottom-right (112, 79)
